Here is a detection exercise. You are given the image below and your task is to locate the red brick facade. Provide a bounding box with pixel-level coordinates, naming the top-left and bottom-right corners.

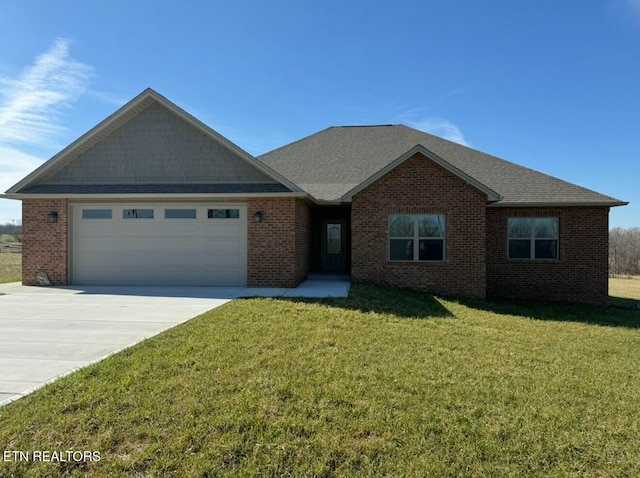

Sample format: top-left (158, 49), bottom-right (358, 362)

top-left (247, 197), bottom-right (310, 287)
top-left (22, 199), bottom-right (69, 285)
top-left (486, 207), bottom-right (610, 304)
top-left (19, 187), bottom-right (610, 304)
top-left (351, 153), bottom-right (487, 299)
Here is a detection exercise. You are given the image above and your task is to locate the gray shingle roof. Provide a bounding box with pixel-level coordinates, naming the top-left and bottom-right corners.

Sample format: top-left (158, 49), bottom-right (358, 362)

top-left (257, 125), bottom-right (626, 206)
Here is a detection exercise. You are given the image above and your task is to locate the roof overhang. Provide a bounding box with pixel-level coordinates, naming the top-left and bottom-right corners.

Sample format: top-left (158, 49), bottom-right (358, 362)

top-left (5, 88), bottom-right (303, 195)
top-left (488, 200), bottom-right (629, 208)
top-left (341, 144), bottom-right (503, 203)
top-left (1, 192), bottom-right (311, 201)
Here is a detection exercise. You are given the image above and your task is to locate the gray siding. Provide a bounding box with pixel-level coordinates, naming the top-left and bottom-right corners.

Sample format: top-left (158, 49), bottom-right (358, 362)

top-left (41, 102), bottom-right (274, 185)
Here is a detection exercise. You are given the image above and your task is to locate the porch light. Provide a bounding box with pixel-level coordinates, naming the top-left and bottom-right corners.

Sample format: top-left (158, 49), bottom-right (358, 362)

top-left (48, 211), bottom-right (59, 223)
top-left (253, 211), bottom-right (263, 223)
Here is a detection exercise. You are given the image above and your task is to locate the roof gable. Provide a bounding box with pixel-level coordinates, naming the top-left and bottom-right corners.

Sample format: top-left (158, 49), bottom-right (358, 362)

top-left (342, 144), bottom-right (501, 202)
top-left (7, 89), bottom-right (300, 194)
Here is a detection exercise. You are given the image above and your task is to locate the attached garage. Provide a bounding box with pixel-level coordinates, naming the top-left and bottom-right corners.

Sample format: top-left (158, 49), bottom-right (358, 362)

top-left (71, 203), bottom-right (247, 286)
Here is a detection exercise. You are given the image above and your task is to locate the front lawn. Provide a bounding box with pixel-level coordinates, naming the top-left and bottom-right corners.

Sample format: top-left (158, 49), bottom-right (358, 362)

top-left (0, 253), bottom-right (21, 283)
top-left (1, 285), bottom-right (640, 477)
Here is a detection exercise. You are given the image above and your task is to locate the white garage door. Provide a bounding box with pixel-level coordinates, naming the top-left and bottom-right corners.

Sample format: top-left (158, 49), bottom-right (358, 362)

top-left (72, 204), bottom-right (247, 286)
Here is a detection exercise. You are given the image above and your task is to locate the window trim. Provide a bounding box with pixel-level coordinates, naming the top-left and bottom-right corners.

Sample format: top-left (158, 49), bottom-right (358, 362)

top-left (507, 217), bottom-right (559, 261)
top-left (388, 214), bottom-right (446, 263)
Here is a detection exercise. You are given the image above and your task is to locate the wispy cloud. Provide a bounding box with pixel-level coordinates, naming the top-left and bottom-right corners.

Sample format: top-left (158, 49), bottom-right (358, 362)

top-left (610, 0), bottom-right (640, 22)
top-left (0, 38), bottom-right (93, 215)
top-left (0, 38), bottom-right (93, 145)
top-left (394, 111), bottom-right (470, 147)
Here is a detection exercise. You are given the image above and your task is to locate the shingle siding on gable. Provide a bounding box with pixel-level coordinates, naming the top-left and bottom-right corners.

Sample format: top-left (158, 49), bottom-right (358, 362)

top-left (486, 207), bottom-right (610, 304)
top-left (351, 153), bottom-right (487, 299)
top-left (40, 102), bottom-right (274, 185)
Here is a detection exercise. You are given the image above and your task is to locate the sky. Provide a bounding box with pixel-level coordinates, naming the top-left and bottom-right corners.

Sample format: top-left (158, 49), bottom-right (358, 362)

top-left (0, 0), bottom-right (638, 228)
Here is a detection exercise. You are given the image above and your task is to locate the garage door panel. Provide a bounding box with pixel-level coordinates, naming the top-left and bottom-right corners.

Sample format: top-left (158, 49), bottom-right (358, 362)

top-left (162, 253), bottom-right (204, 267)
top-left (162, 237), bottom-right (206, 252)
top-left (205, 223), bottom-right (243, 236)
top-left (205, 237), bottom-right (243, 252)
top-left (73, 204), bottom-right (247, 286)
top-left (162, 223), bottom-right (206, 236)
top-left (118, 223), bottom-right (165, 236)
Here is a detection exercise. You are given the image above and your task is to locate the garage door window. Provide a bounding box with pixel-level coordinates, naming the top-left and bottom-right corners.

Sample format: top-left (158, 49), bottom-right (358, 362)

top-left (208, 208), bottom-right (240, 219)
top-left (123, 209), bottom-right (154, 219)
top-left (82, 209), bottom-right (112, 219)
top-left (165, 209), bottom-right (197, 219)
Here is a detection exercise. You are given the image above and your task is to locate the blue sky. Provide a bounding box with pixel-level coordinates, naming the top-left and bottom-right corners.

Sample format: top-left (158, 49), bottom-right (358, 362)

top-left (1, 0), bottom-right (638, 227)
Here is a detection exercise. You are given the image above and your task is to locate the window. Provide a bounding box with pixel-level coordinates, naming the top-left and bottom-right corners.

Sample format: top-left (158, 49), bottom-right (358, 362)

top-left (389, 214), bottom-right (445, 262)
top-left (208, 208), bottom-right (240, 219)
top-left (82, 209), bottom-right (112, 219)
top-left (123, 209), bottom-right (154, 219)
top-left (508, 217), bottom-right (558, 260)
top-left (165, 209), bottom-right (196, 219)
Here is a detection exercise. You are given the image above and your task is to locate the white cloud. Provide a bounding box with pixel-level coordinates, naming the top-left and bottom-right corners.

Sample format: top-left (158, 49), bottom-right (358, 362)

top-left (0, 38), bottom-right (93, 222)
top-left (405, 118), bottom-right (471, 147)
top-left (0, 38), bottom-right (93, 145)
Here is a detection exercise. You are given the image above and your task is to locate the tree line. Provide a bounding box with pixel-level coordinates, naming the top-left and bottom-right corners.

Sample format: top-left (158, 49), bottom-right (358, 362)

top-left (610, 227), bottom-right (640, 277)
top-left (0, 221), bottom-right (22, 242)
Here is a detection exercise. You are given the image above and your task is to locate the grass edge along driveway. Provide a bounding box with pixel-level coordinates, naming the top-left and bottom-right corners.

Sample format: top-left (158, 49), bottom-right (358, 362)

top-left (1, 284), bottom-right (640, 477)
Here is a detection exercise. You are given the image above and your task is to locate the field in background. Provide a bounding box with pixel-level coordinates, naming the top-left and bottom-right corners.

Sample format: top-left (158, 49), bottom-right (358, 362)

top-left (610, 276), bottom-right (640, 301)
top-left (0, 253), bottom-right (21, 284)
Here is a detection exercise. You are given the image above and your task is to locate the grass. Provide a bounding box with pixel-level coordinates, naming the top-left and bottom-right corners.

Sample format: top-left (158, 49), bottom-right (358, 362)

top-left (610, 276), bottom-right (640, 303)
top-left (0, 252), bottom-right (21, 284)
top-left (1, 285), bottom-right (640, 477)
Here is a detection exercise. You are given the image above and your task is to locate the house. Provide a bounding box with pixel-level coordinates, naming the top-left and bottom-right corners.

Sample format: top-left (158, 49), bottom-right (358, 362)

top-left (3, 88), bottom-right (627, 304)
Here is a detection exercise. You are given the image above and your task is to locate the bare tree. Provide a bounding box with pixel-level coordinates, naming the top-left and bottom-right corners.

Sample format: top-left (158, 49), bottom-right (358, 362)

top-left (610, 227), bottom-right (640, 276)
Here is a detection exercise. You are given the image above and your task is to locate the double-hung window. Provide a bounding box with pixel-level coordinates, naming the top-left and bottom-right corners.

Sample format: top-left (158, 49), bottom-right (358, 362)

top-left (389, 214), bottom-right (445, 262)
top-left (508, 217), bottom-right (558, 260)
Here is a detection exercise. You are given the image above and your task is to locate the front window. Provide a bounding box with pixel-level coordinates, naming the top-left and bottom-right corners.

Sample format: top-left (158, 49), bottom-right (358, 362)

top-left (508, 217), bottom-right (558, 260)
top-left (389, 214), bottom-right (445, 262)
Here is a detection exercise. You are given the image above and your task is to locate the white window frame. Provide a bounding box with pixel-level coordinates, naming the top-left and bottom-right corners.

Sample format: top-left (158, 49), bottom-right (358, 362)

top-left (507, 217), bottom-right (559, 260)
top-left (388, 214), bottom-right (446, 262)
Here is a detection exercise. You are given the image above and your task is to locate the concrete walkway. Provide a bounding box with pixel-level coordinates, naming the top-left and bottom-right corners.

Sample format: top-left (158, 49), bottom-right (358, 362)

top-left (0, 278), bottom-right (351, 406)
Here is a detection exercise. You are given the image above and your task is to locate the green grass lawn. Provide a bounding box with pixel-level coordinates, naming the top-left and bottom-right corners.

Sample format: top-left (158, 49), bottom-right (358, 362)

top-left (1, 285), bottom-right (640, 477)
top-left (610, 276), bottom-right (640, 302)
top-left (0, 252), bottom-right (21, 283)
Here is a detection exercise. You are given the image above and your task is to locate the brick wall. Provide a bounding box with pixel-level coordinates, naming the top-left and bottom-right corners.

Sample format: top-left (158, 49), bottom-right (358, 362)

top-left (351, 153), bottom-right (487, 299)
top-left (247, 198), bottom-right (310, 287)
top-left (22, 199), bottom-right (69, 285)
top-left (486, 207), bottom-right (610, 304)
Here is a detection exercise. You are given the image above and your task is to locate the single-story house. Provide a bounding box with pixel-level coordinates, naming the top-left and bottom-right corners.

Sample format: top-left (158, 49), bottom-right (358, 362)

top-left (3, 88), bottom-right (627, 304)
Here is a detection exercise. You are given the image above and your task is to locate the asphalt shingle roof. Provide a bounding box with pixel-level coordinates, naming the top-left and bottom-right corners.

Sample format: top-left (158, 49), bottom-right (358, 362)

top-left (257, 125), bottom-right (626, 206)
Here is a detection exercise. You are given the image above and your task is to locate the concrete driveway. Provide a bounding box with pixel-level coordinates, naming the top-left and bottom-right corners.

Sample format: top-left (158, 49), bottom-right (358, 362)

top-left (0, 284), bottom-right (234, 406)
top-left (0, 278), bottom-right (350, 406)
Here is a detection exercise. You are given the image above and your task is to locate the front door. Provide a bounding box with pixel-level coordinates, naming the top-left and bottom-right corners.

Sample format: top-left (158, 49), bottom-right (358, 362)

top-left (321, 219), bottom-right (347, 271)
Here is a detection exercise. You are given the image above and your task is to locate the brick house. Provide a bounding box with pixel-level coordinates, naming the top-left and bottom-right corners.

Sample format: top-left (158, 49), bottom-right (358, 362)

top-left (3, 89), bottom-right (627, 303)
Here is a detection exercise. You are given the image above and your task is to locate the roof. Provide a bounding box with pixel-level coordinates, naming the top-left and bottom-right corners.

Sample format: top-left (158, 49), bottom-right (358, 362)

top-left (258, 125), bottom-right (627, 206)
top-left (5, 88), bottom-right (302, 197)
